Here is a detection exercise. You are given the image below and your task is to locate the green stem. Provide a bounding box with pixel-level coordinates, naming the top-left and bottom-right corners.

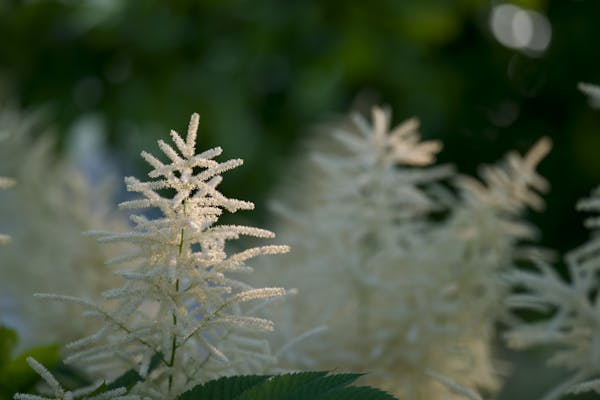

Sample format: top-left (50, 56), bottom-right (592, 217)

top-left (178, 228), bottom-right (184, 255)
top-left (168, 219), bottom-right (185, 392)
top-left (94, 307), bottom-right (167, 364)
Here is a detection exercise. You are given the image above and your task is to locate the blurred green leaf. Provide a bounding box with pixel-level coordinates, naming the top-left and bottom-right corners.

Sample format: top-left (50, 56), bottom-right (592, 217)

top-left (0, 326), bottom-right (17, 368)
top-left (0, 343), bottom-right (59, 396)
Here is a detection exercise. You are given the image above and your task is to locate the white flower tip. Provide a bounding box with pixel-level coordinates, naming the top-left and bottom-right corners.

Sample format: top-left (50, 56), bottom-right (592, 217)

top-left (25, 357), bottom-right (63, 394)
top-left (579, 82), bottom-right (600, 109)
top-left (527, 136), bottom-right (552, 166)
top-left (190, 112), bottom-right (200, 127)
top-left (187, 113), bottom-right (200, 148)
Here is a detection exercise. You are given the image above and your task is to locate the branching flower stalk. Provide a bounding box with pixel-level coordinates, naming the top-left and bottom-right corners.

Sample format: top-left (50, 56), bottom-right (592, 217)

top-left (33, 113), bottom-right (289, 399)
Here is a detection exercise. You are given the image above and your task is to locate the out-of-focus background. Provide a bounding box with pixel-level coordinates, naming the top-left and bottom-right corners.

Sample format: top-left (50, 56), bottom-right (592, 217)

top-left (0, 0), bottom-right (599, 252)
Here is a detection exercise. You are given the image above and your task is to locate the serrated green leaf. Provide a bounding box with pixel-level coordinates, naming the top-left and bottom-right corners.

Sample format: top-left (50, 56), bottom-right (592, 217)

top-left (235, 371), bottom-right (329, 400)
top-left (177, 374), bottom-right (271, 400)
top-left (314, 386), bottom-right (398, 400)
top-left (178, 372), bottom-right (399, 400)
top-left (280, 373), bottom-right (364, 400)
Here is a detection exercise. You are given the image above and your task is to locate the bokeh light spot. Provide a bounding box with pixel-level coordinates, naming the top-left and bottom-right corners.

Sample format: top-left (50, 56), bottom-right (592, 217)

top-left (490, 3), bottom-right (551, 56)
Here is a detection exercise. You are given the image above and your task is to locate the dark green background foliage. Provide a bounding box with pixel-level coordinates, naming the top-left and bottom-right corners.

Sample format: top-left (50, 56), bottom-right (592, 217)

top-left (0, 0), bottom-right (599, 252)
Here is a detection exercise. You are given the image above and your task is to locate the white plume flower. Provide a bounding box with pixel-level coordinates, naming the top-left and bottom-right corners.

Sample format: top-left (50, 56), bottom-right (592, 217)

top-left (0, 107), bottom-right (127, 349)
top-left (252, 105), bottom-right (550, 399)
top-left (38, 113), bottom-right (289, 399)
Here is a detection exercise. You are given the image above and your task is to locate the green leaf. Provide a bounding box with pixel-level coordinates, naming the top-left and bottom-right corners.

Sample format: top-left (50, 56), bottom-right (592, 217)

top-left (236, 371), bottom-right (328, 400)
top-left (0, 343), bottom-right (60, 393)
top-left (0, 326), bottom-right (18, 369)
top-left (315, 386), bottom-right (398, 400)
top-left (279, 373), bottom-right (364, 400)
top-left (177, 374), bottom-right (271, 400)
top-left (176, 372), bottom-right (400, 400)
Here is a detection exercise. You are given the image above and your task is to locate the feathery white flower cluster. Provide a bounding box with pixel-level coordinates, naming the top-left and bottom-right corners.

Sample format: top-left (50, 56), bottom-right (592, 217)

top-left (0, 108), bottom-right (126, 349)
top-left (252, 106), bottom-right (550, 399)
top-left (505, 186), bottom-right (600, 400)
top-left (38, 113), bottom-right (289, 399)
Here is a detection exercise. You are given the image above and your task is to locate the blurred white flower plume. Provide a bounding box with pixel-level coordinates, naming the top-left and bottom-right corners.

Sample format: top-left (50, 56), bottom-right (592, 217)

top-left (0, 107), bottom-right (126, 349)
top-left (250, 105), bottom-right (551, 399)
